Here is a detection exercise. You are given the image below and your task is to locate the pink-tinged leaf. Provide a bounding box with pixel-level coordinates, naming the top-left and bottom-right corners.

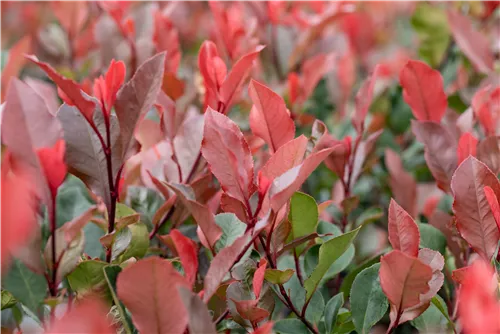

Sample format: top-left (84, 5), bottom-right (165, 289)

top-left (115, 52), bottom-right (166, 160)
top-left (117, 257), bottom-right (190, 334)
top-left (1, 35), bottom-right (31, 102)
top-left (300, 53), bottom-right (335, 105)
top-left (24, 78), bottom-right (60, 114)
top-left (168, 183), bottom-right (222, 252)
top-left (203, 233), bottom-right (250, 302)
top-left (451, 266), bottom-right (469, 285)
top-left (202, 108), bottom-right (256, 205)
top-left (269, 147), bottom-right (335, 211)
top-left (353, 64), bottom-right (382, 132)
top-left (221, 193), bottom-right (249, 223)
top-left (170, 229), bottom-right (199, 288)
top-left (2, 78), bottom-right (62, 208)
top-left (177, 287), bottom-right (217, 334)
top-left (484, 186), bottom-right (500, 233)
top-left (388, 199), bottom-right (420, 257)
top-left (251, 321), bottom-right (274, 334)
top-left (457, 132), bottom-right (478, 165)
top-left (1, 162), bottom-right (38, 271)
top-left (253, 259), bottom-right (267, 299)
top-left (458, 260), bottom-right (500, 334)
top-left (231, 299), bottom-right (270, 323)
top-left (379, 250), bottom-right (433, 324)
top-left (447, 10), bottom-right (494, 75)
top-left (25, 55), bottom-right (96, 123)
top-left (63, 206), bottom-right (97, 244)
top-left (249, 80), bottom-right (295, 153)
top-left (259, 135), bottom-right (308, 181)
top-left (412, 121), bottom-right (457, 193)
top-left (47, 298), bottom-right (114, 334)
top-left (57, 102), bottom-right (122, 213)
top-left (477, 136), bottom-right (500, 175)
top-left (51, 1), bottom-right (88, 39)
top-left (400, 60), bottom-right (447, 122)
top-left (219, 46), bottom-right (265, 114)
top-left (385, 150), bottom-right (417, 217)
top-left (350, 129), bottom-right (383, 186)
top-left (198, 40), bottom-right (226, 110)
top-left (135, 118), bottom-right (163, 150)
top-left (428, 210), bottom-right (465, 268)
top-left (451, 156), bottom-right (500, 260)
top-left (173, 114), bottom-right (204, 182)
top-left (393, 248), bottom-right (445, 324)
top-left (36, 140), bottom-right (67, 198)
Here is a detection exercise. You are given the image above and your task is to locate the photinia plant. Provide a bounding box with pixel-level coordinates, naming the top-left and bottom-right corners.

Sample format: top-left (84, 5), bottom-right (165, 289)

top-left (1, 2), bottom-right (499, 334)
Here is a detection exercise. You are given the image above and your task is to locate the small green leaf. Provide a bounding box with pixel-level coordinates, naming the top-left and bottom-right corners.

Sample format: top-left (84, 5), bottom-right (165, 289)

top-left (67, 260), bottom-right (107, 296)
top-left (115, 203), bottom-right (138, 220)
top-left (350, 263), bottom-right (388, 334)
top-left (215, 213), bottom-right (246, 252)
top-left (1, 290), bottom-right (17, 310)
top-left (304, 226), bottom-right (361, 301)
top-left (115, 223), bottom-right (149, 262)
top-left (3, 260), bottom-right (48, 314)
top-left (411, 295), bottom-right (449, 332)
top-left (335, 319), bottom-right (356, 334)
top-left (431, 295), bottom-right (456, 332)
top-left (112, 227), bottom-right (133, 261)
top-left (103, 265), bottom-right (135, 334)
top-left (323, 293), bottom-right (344, 334)
top-left (264, 269), bottom-right (294, 285)
top-left (274, 318), bottom-right (312, 334)
top-left (288, 192), bottom-right (319, 254)
top-left (340, 253), bottom-right (384, 298)
top-left (419, 223), bottom-right (447, 255)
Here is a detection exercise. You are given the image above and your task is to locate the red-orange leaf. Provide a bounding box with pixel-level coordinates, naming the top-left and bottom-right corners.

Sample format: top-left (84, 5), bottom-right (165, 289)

top-left (36, 139), bottom-right (67, 198)
top-left (249, 80), bottom-right (295, 153)
top-left (451, 156), bottom-right (500, 260)
top-left (388, 199), bottom-right (420, 257)
top-left (353, 64), bottom-right (382, 132)
top-left (484, 186), bottom-right (500, 233)
top-left (117, 257), bottom-right (190, 334)
top-left (400, 60), bottom-right (447, 122)
top-left (253, 259), bottom-right (267, 299)
top-left (170, 229), bottom-right (199, 288)
top-left (457, 132), bottom-right (478, 165)
top-left (385, 150), bottom-right (417, 218)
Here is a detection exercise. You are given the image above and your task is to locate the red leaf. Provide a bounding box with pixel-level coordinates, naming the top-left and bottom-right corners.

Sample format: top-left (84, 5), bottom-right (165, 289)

top-left (177, 287), bottom-right (217, 334)
top-left (36, 140), bottom-right (67, 198)
top-left (353, 64), bottom-right (382, 132)
top-left (198, 41), bottom-right (227, 110)
top-left (259, 135), bottom-right (308, 181)
top-left (379, 250), bottom-right (433, 325)
top-left (219, 45), bottom-right (265, 114)
top-left (203, 233), bottom-right (250, 302)
top-left (25, 55), bottom-right (97, 124)
top-left (457, 132), bottom-right (478, 165)
top-left (412, 121), bottom-right (457, 193)
top-left (252, 321), bottom-right (274, 334)
top-left (232, 299), bottom-right (270, 323)
top-left (48, 298), bottom-right (114, 334)
top-left (484, 186), bottom-right (500, 233)
top-left (117, 257), bottom-right (190, 334)
top-left (93, 59), bottom-right (126, 113)
top-left (269, 147), bottom-right (335, 211)
top-left (51, 1), bottom-right (88, 39)
top-left (477, 136), bottom-right (500, 175)
top-left (153, 11), bottom-right (181, 74)
top-left (388, 199), bottom-right (420, 257)
top-left (458, 260), bottom-right (500, 333)
top-left (400, 60), bottom-right (447, 122)
top-left (451, 156), bottom-right (500, 260)
top-left (221, 193), bottom-right (249, 223)
top-left (62, 206), bottom-right (96, 244)
top-left (253, 259), bottom-right (267, 299)
top-left (385, 150), bottom-right (417, 217)
top-left (472, 85), bottom-right (500, 137)
top-left (202, 108), bottom-right (256, 205)
top-left (1, 161), bottom-right (38, 271)
top-left (1, 35), bottom-right (31, 102)
top-left (249, 80), bottom-right (295, 153)
top-left (173, 114), bottom-right (204, 182)
top-left (170, 229), bottom-right (199, 288)
top-left (447, 9), bottom-right (494, 75)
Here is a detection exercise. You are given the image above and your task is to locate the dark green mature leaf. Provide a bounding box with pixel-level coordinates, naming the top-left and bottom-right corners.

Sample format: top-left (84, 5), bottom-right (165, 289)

top-left (340, 253), bottom-right (384, 298)
top-left (323, 293), bottom-right (344, 334)
top-left (288, 192), bottom-right (319, 254)
top-left (350, 263), bottom-right (388, 334)
top-left (3, 260), bottom-right (48, 314)
top-left (274, 319), bottom-right (312, 334)
top-left (304, 226), bottom-right (361, 301)
top-left (418, 223), bottom-right (447, 255)
top-left (103, 265), bottom-right (135, 334)
top-left (115, 52), bottom-right (166, 160)
top-left (411, 295), bottom-right (449, 332)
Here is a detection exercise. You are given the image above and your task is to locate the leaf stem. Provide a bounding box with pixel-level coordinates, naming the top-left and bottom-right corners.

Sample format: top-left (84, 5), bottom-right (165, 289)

top-left (103, 105), bottom-right (117, 263)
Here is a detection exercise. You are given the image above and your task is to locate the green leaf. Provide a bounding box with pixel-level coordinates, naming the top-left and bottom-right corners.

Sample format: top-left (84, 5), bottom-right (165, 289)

top-left (274, 318), bottom-right (312, 334)
top-left (350, 263), bottom-right (388, 334)
top-left (103, 265), bottom-right (135, 334)
top-left (115, 223), bottom-right (149, 263)
top-left (126, 186), bottom-right (164, 228)
top-left (304, 226), bottom-right (361, 301)
top-left (67, 260), bottom-right (107, 297)
top-left (355, 207), bottom-right (383, 227)
top-left (306, 291), bottom-right (324, 326)
top-left (264, 269), bottom-right (294, 285)
top-left (418, 223), bottom-right (447, 255)
top-left (431, 295), bottom-right (456, 332)
top-left (411, 295), bottom-right (449, 332)
top-left (56, 175), bottom-right (94, 228)
top-left (215, 213), bottom-right (246, 252)
top-left (340, 253), bottom-right (384, 298)
top-left (1, 290), bottom-right (17, 310)
top-left (115, 203), bottom-right (137, 220)
top-left (323, 293), bottom-right (344, 334)
top-left (45, 229), bottom-right (85, 282)
top-left (411, 3), bottom-right (450, 67)
top-left (3, 260), bottom-right (48, 314)
top-left (288, 192), bottom-right (319, 254)
top-left (112, 227), bottom-right (133, 261)
top-left (335, 319), bottom-right (356, 334)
